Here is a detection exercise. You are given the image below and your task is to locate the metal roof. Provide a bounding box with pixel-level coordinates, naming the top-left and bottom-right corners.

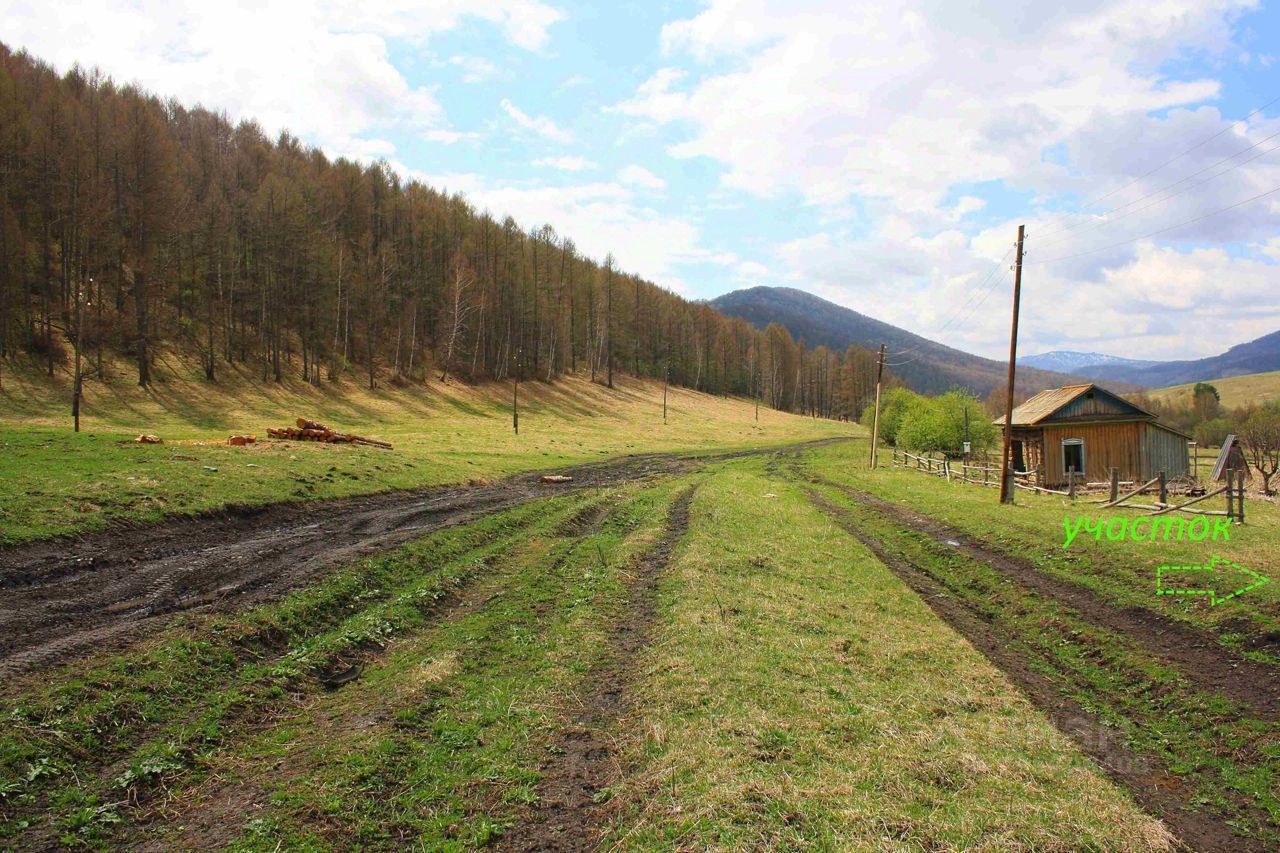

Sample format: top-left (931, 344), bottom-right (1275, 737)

top-left (994, 384), bottom-right (1093, 426)
top-left (993, 383), bottom-right (1156, 426)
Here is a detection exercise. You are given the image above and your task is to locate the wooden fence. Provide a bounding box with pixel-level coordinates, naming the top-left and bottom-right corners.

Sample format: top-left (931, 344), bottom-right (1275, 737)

top-left (890, 447), bottom-right (1246, 522)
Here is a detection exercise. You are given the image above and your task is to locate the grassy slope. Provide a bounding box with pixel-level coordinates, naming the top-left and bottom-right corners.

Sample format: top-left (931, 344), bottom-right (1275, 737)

top-left (0, 352), bottom-right (845, 544)
top-left (1150, 369), bottom-right (1280, 410)
top-left (0, 452), bottom-right (1170, 850)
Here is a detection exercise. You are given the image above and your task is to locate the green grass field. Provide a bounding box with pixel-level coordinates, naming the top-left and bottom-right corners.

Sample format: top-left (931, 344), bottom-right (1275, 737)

top-left (0, 352), bottom-right (845, 543)
top-left (1151, 369), bottom-right (1280, 410)
top-left (0, 453), bottom-right (1175, 850)
top-left (5, 360), bottom-right (1278, 849)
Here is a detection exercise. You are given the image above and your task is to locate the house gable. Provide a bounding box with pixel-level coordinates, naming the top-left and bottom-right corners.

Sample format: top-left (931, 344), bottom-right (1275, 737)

top-left (996, 383), bottom-right (1153, 427)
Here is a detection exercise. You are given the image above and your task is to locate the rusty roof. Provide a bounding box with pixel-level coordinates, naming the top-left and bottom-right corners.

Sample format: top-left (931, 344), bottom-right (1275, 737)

top-left (993, 383), bottom-right (1155, 426)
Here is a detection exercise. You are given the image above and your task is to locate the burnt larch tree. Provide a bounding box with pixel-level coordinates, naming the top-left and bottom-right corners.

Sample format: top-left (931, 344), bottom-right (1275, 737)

top-left (0, 45), bottom-right (887, 416)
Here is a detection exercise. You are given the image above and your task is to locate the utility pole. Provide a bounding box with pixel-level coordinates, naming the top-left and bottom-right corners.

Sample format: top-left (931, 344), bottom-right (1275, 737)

top-left (662, 359), bottom-right (669, 424)
top-left (869, 343), bottom-right (886, 468)
top-left (72, 277), bottom-right (88, 433)
top-left (999, 224), bottom-right (1026, 504)
top-left (512, 347), bottom-right (520, 435)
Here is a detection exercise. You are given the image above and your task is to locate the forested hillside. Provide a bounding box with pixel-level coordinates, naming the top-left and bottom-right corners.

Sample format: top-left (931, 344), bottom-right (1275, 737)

top-left (710, 286), bottom-right (1090, 396)
top-left (0, 45), bottom-right (882, 418)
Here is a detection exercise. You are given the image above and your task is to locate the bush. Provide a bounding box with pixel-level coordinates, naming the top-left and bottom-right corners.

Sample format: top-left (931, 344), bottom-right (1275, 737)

top-left (1192, 417), bottom-right (1232, 449)
top-left (869, 389), bottom-right (994, 455)
top-left (859, 386), bottom-right (922, 445)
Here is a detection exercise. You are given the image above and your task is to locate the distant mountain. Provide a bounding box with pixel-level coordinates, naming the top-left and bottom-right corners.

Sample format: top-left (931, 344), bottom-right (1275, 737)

top-left (1020, 351), bottom-right (1162, 373)
top-left (709, 286), bottom-right (1091, 396)
top-left (1078, 330), bottom-right (1280, 387)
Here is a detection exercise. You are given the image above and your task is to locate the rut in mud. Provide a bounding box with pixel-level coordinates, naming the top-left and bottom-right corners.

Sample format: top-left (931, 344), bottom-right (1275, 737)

top-left (804, 487), bottom-right (1275, 853)
top-left (497, 486), bottom-right (698, 852)
top-left (0, 439), bottom-right (843, 679)
top-left (811, 474), bottom-right (1280, 718)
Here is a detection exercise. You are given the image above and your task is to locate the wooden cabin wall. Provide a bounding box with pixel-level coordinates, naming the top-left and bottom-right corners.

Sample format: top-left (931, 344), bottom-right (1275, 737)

top-left (1141, 426), bottom-right (1190, 480)
top-left (1041, 422), bottom-right (1142, 485)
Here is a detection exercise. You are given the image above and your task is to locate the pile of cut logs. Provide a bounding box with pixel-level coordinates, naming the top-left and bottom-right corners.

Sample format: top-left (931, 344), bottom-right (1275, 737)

top-left (265, 419), bottom-right (393, 450)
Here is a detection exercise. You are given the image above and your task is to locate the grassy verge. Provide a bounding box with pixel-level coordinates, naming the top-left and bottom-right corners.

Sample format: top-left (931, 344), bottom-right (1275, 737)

top-left (602, 456), bottom-right (1171, 849)
top-left (0, 352), bottom-right (845, 543)
top-left (802, 439), bottom-right (1280, 645)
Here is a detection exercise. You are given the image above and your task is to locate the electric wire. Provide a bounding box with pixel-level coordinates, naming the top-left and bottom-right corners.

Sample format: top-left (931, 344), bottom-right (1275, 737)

top-left (883, 264), bottom-right (1013, 368)
top-left (1031, 129), bottom-right (1280, 249)
top-left (880, 245), bottom-right (1014, 363)
top-left (1027, 178), bottom-right (1280, 265)
top-left (1053, 92), bottom-right (1280, 219)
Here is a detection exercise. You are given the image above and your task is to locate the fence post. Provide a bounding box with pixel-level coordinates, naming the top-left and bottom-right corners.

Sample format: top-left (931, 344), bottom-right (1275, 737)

top-left (1068, 467), bottom-right (1076, 500)
top-left (1225, 468), bottom-right (1234, 521)
top-left (1109, 468), bottom-right (1119, 503)
top-left (983, 464), bottom-right (988, 487)
top-left (1237, 469), bottom-right (1246, 524)
top-left (944, 459), bottom-right (951, 482)
top-left (1158, 471), bottom-right (1167, 505)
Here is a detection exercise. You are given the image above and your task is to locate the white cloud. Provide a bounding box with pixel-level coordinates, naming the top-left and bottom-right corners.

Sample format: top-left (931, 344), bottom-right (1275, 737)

top-left (0, 0), bottom-right (559, 160)
top-left (617, 164), bottom-right (667, 190)
top-left (620, 0), bottom-right (1279, 359)
top-left (619, 0), bottom-right (1249, 215)
top-left (445, 55), bottom-right (501, 83)
top-left (397, 173), bottom-right (716, 293)
top-left (500, 98), bottom-right (574, 143)
top-left (534, 156), bottom-right (598, 171)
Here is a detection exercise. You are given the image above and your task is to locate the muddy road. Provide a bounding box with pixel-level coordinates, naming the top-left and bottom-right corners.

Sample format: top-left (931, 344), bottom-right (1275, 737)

top-left (0, 439), bottom-right (842, 679)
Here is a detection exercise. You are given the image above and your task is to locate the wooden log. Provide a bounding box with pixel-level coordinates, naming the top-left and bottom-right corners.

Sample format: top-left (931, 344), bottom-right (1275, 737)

top-left (1104, 476), bottom-right (1161, 508)
top-left (541, 474), bottom-right (573, 484)
top-left (297, 418), bottom-right (330, 431)
top-left (135, 434), bottom-right (163, 444)
top-left (1146, 485), bottom-right (1228, 516)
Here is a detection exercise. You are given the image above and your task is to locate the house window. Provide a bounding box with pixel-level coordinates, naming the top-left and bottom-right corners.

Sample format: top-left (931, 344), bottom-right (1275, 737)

top-left (1062, 439), bottom-right (1085, 477)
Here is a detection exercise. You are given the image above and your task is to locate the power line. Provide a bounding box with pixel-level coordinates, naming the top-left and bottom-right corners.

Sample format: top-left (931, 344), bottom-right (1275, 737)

top-left (882, 245), bottom-right (1014, 362)
top-left (1059, 93), bottom-right (1280, 217)
top-left (883, 265), bottom-right (1012, 367)
top-left (1025, 93), bottom-right (1280, 244)
top-left (1031, 129), bottom-right (1280, 249)
top-left (1027, 179), bottom-right (1280, 265)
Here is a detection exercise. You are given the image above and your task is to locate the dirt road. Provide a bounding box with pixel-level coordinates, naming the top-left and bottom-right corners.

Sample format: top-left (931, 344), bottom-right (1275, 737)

top-left (0, 439), bottom-right (843, 679)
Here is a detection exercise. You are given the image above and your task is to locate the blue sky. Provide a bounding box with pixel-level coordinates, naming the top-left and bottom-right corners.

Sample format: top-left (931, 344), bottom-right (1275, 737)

top-left (4, 0), bottom-right (1280, 360)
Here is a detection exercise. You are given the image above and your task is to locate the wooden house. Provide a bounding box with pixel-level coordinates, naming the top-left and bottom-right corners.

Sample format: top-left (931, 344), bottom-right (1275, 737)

top-left (994, 383), bottom-right (1190, 487)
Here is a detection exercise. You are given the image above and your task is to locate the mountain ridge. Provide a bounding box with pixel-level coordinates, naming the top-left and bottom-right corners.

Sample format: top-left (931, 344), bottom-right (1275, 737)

top-left (709, 286), bottom-right (1091, 396)
top-left (1020, 351), bottom-right (1161, 373)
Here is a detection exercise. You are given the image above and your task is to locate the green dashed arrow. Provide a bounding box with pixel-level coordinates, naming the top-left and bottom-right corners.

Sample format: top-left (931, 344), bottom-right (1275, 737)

top-left (1156, 556), bottom-right (1271, 606)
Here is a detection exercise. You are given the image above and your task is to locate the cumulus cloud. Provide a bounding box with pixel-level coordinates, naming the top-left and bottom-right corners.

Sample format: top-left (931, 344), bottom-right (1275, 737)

top-left (0, 0), bottom-right (559, 159)
top-left (398, 172), bottom-right (723, 293)
top-left (501, 98), bottom-right (574, 143)
top-left (618, 165), bottom-right (667, 190)
top-left (619, 0), bottom-right (1279, 359)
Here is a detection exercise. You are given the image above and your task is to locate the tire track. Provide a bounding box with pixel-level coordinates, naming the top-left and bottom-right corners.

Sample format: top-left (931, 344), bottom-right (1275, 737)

top-left (497, 484), bottom-right (699, 852)
top-left (804, 487), bottom-right (1274, 853)
top-left (0, 440), bottom-right (843, 680)
top-left (806, 472), bottom-right (1280, 719)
